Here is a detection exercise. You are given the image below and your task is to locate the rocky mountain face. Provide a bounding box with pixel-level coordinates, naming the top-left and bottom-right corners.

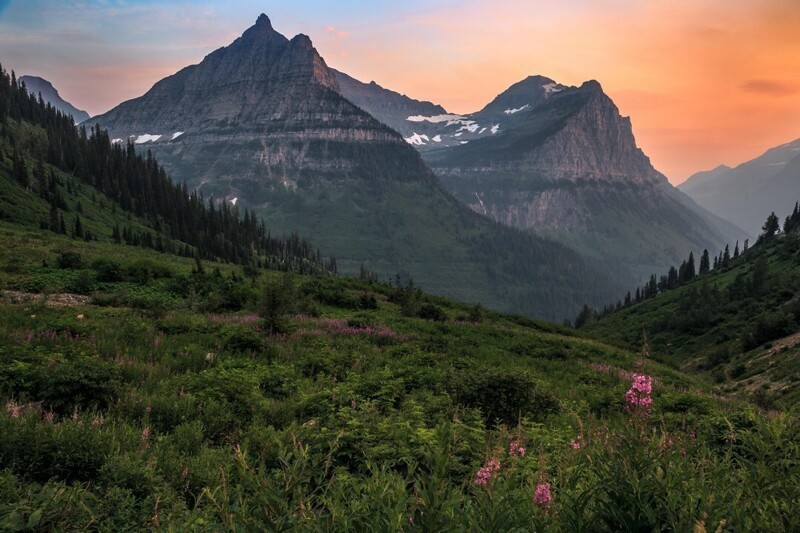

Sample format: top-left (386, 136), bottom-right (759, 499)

top-left (19, 75), bottom-right (89, 123)
top-left (679, 138), bottom-right (800, 235)
top-left (333, 69), bottom-right (447, 137)
top-left (91, 14), bottom-right (621, 321)
top-left (343, 71), bottom-right (745, 283)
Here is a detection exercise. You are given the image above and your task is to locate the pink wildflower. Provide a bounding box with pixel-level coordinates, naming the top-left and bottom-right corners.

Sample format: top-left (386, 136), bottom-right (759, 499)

top-left (571, 435), bottom-right (585, 450)
top-left (533, 483), bottom-right (552, 513)
top-left (181, 467), bottom-right (190, 493)
top-left (43, 410), bottom-right (56, 424)
top-left (509, 441), bottom-right (526, 457)
top-left (625, 373), bottom-right (653, 415)
top-left (140, 426), bottom-right (151, 447)
top-left (5, 400), bottom-right (20, 419)
top-left (474, 459), bottom-right (501, 486)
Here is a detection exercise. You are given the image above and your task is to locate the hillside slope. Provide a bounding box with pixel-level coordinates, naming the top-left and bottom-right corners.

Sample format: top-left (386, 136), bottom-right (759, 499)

top-left (584, 221), bottom-right (800, 409)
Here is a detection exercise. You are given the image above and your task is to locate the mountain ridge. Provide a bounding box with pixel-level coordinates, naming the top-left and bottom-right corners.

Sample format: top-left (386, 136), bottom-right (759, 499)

top-left (679, 138), bottom-right (800, 234)
top-left (19, 75), bottom-right (90, 123)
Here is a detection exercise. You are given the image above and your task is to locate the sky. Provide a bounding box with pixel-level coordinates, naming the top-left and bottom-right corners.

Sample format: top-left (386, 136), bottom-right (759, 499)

top-left (0, 0), bottom-right (799, 183)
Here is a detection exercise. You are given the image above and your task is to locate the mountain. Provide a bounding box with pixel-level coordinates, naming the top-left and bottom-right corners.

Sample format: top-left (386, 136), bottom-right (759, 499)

top-left (19, 75), bottom-right (90, 123)
top-left (679, 138), bottom-right (800, 235)
top-left (339, 72), bottom-right (746, 283)
top-left (90, 14), bottom-right (620, 321)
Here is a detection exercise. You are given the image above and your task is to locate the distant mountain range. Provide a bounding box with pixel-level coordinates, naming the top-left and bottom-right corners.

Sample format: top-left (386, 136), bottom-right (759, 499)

top-left (90, 14), bottom-right (619, 320)
top-left (679, 138), bottom-right (800, 235)
top-left (19, 75), bottom-right (89, 123)
top-left (338, 71), bottom-right (746, 283)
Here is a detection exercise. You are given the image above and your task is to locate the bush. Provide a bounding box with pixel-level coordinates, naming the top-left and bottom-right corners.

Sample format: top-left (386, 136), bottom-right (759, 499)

top-left (417, 303), bottom-right (447, 322)
top-left (454, 369), bottom-right (559, 426)
top-left (56, 251), bottom-right (83, 269)
top-left (91, 259), bottom-right (124, 282)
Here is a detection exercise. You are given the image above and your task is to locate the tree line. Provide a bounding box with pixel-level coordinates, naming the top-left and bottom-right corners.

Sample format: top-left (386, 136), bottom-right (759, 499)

top-left (0, 65), bottom-right (335, 274)
top-left (575, 206), bottom-right (800, 328)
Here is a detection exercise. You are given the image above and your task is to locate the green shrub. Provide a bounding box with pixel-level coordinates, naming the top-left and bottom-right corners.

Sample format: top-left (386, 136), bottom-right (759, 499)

top-left (454, 369), bottom-right (559, 426)
top-left (417, 303), bottom-right (447, 322)
top-left (56, 251), bottom-right (83, 269)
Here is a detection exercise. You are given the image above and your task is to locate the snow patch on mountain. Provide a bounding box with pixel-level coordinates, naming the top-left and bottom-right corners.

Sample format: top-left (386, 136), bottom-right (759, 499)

top-left (543, 83), bottom-right (562, 94)
top-left (491, 124), bottom-right (500, 135)
top-left (172, 131), bottom-right (185, 140)
top-left (432, 135), bottom-right (442, 143)
top-left (407, 114), bottom-right (465, 123)
top-left (504, 104), bottom-right (529, 115)
top-left (134, 134), bottom-right (162, 144)
top-left (405, 133), bottom-right (430, 145)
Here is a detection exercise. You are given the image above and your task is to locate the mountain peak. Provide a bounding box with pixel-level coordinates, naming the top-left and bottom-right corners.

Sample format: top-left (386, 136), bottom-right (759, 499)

top-left (255, 13), bottom-right (272, 27)
top-left (580, 80), bottom-right (603, 92)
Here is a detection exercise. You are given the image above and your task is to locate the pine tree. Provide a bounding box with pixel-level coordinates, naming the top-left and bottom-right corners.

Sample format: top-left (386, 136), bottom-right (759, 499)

top-left (699, 249), bottom-right (710, 275)
top-left (722, 245), bottom-right (730, 267)
top-left (743, 239), bottom-right (749, 253)
top-left (685, 252), bottom-right (696, 282)
top-left (733, 241), bottom-right (739, 259)
top-left (761, 212), bottom-right (780, 240)
top-left (73, 214), bottom-right (83, 239)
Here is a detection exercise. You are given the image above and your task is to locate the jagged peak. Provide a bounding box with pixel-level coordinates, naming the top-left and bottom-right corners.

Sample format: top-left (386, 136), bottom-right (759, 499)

top-left (290, 33), bottom-right (314, 48)
top-left (255, 13), bottom-right (272, 28)
top-left (580, 80), bottom-right (604, 92)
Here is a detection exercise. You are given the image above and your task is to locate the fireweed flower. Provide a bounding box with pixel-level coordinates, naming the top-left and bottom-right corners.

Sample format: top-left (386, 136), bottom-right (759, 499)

top-left (625, 373), bottom-right (653, 415)
top-left (509, 441), bottom-right (526, 457)
top-left (474, 459), bottom-right (501, 486)
top-left (533, 483), bottom-right (552, 513)
top-left (140, 426), bottom-right (151, 447)
top-left (571, 435), bottom-right (585, 450)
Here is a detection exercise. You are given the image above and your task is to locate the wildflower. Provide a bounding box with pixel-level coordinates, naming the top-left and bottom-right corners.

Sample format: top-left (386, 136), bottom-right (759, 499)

top-left (178, 386), bottom-right (186, 398)
top-left (509, 441), bottom-right (526, 457)
top-left (140, 426), bottom-right (151, 447)
top-left (5, 400), bottom-right (20, 419)
top-left (625, 373), bottom-right (653, 415)
top-left (71, 407), bottom-right (79, 421)
top-left (181, 467), bottom-right (190, 493)
top-left (205, 352), bottom-right (216, 363)
top-left (571, 435), bottom-right (584, 450)
top-left (43, 410), bottom-right (56, 424)
top-left (474, 459), bottom-right (501, 486)
top-left (533, 483), bottom-right (552, 513)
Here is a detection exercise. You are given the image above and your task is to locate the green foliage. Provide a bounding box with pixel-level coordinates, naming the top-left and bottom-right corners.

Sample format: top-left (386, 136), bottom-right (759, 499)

top-left (454, 369), bottom-right (560, 426)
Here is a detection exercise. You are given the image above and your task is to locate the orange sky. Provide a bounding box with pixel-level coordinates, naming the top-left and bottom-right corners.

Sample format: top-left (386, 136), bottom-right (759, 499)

top-left (315, 0), bottom-right (800, 183)
top-left (2, 0), bottom-right (799, 183)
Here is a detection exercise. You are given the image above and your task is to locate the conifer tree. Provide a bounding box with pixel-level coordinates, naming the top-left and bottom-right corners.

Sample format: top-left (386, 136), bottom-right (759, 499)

top-left (699, 249), bottom-right (710, 275)
top-left (685, 252), bottom-right (696, 282)
top-left (761, 212), bottom-right (780, 240)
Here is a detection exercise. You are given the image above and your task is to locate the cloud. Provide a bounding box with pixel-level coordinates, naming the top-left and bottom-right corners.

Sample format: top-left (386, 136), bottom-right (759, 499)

top-left (325, 26), bottom-right (348, 39)
top-left (740, 79), bottom-right (800, 96)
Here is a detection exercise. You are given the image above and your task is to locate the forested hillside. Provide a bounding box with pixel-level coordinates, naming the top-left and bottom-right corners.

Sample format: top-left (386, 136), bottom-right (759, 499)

top-left (0, 64), bottom-right (333, 275)
top-left (584, 208), bottom-right (800, 409)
